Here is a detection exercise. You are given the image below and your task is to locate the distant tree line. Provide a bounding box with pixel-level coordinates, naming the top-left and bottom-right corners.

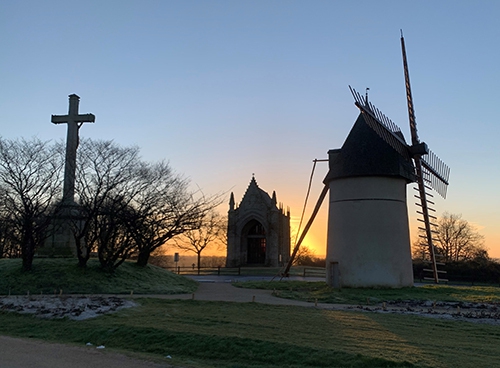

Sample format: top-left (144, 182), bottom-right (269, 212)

top-left (412, 212), bottom-right (500, 284)
top-left (413, 259), bottom-right (500, 285)
top-left (413, 212), bottom-right (487, 262)
top-left (0, 137), bottom-right (223, 272)
top-left (292, 246), bottom-right (326, 267)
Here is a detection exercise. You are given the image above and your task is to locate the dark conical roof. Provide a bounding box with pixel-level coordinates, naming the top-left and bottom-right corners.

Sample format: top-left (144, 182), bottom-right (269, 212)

top-left (325, 113), bottom-right (415, 183)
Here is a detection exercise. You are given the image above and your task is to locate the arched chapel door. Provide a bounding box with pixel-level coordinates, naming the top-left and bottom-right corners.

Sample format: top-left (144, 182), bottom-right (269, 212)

top-left (246, 220), bottom-right (266, 264)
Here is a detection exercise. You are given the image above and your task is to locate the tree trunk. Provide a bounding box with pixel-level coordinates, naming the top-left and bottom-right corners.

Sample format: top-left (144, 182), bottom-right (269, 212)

top-left (197, 252), bottom-right (201, 274)
top-left (21, 242), bottom-right (34, 272)
top-left (77, 252), bottom-right (89, 268)
top-left (137, 250), bottom-right (150, 267)
top-left (75, 237), bottom-right (89, 268)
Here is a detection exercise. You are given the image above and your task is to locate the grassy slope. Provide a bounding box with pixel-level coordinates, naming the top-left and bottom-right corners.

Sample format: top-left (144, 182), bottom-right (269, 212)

top-left (234, 280), bottom-right (500, 304)
top-left (0, 258), bottom-right (197, 295)
top-left (0, 299), bottom-right (499, 368)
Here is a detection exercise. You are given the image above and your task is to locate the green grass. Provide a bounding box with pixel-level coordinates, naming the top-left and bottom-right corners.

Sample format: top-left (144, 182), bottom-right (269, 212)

top-left (2, 260), bottom-right (499, 367)
top-left (0, 298), bottom-right (498, 367)
top-left (234, 280), bottom-right (500, 304)
top-left (0, 258), bottom-right (197, 295)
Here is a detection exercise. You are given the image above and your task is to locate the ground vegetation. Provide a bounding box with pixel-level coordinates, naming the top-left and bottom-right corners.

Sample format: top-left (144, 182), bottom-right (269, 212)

top-left (235, 280), bottom-right (500, 304)
top-left (0, 297), bottom-right (498, 367)
top-left (0, 258), bottom-right (196, 295)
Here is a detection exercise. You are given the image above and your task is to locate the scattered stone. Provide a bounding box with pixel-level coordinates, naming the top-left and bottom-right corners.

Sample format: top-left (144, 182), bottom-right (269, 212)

top-left (0, 296), bottom-right (137, 320)
top-left (353, 299), bottom-right (500, 325)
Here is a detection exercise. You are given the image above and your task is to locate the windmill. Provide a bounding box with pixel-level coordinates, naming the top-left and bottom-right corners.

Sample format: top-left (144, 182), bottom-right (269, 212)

top-left (282, 33), bottom-right (449, 285)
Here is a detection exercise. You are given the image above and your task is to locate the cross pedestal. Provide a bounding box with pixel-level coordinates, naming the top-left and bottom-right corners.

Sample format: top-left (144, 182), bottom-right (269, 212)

top-left (39, 94), bottom-right (95, 257)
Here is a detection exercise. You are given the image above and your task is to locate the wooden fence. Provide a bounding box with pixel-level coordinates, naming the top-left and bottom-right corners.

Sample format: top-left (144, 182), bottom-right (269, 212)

top-left (164, 266), bottom-right (326, 278)
top-left (165, 266), bottom-right (241, 276)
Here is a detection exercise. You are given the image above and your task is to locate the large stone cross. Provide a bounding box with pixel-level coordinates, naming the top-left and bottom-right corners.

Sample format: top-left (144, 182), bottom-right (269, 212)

top-left (52, 94), bottom-right (95, 204)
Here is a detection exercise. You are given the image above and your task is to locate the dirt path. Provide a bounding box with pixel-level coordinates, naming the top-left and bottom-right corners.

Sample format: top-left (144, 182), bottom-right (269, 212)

top-left (0, 335), bottom-right (169, 368)
top-left (158, 281), bottom-right (324, 306)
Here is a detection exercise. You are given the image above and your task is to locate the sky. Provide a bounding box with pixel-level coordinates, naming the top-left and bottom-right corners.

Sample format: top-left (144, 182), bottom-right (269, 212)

top-left (1, 0), bottom-right (499, 258)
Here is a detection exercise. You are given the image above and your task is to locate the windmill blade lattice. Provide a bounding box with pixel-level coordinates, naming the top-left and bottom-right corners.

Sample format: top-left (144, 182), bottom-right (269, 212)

top-left (349, 86), bottom-right (411, 160)
top-left (421, 150), bottom-right (450, 198)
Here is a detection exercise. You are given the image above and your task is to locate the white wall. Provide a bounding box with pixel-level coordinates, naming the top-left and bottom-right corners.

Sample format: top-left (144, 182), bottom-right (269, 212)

top-left (326, 176), bottom-right (414, 288)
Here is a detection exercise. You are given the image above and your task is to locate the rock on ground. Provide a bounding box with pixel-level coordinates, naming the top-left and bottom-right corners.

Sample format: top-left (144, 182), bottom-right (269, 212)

top-left (0, 295), bottom-right (136, 320)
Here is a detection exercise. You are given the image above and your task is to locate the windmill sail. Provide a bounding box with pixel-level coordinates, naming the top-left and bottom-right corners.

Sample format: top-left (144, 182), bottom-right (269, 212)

top-left (349, 86), bottom-right (410, 160)
top-left (401, 32), bottom-right (450, 283)
top-left (421, 150), bottom-right (450, 198)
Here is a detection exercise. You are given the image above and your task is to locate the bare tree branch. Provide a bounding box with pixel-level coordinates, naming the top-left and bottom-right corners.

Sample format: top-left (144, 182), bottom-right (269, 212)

top-left (413, 212), bottom-right (487, 262)
top-left (174, 210), bottom-right (227, 270)
top-left (0, 138), bottom-right (64, 270)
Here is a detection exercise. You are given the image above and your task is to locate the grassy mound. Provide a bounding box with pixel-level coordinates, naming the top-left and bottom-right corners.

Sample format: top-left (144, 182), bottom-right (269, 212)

top-left (0, 258), bottom-right (197, 295)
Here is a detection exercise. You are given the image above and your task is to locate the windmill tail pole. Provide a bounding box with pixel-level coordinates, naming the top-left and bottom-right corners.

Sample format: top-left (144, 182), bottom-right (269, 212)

top-left (281, 184), bottom-right (329, 277)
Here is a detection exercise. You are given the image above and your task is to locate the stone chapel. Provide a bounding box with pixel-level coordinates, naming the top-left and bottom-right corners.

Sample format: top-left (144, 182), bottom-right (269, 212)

top-left (226, 176), bottom-right (291, 267)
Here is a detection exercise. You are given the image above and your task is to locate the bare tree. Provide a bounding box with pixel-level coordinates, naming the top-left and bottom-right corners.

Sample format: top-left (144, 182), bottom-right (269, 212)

top-left (125, 161), bottom-right (223, 267)
top-left (0, 201), bottom-right (20, 258)
top-left (74, 139), bottom-right (222, 270)
top-left (413, 212), bottom-right (487, 262)
top-left (73, 139), bottom-right (142, 268)
top-left (0, 138), bottom-right (64, 271)
top-left (174, 210), bottom-right (226, 271)
top-left (93, 195), bottom-right (137, 271)
top-left (292, 245), bottom-right (315, 266)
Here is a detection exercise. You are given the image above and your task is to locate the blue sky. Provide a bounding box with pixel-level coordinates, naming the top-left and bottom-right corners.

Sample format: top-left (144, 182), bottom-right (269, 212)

top-left (1, 0), bottom-right (499, 256)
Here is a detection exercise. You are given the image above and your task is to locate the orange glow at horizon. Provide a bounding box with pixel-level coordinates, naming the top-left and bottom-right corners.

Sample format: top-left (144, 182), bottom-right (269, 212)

top-left (183, 175), bottom-right (500, 261)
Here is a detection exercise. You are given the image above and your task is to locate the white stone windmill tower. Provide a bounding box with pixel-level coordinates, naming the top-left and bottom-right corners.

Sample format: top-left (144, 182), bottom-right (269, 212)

top-left (283, 33), bottom-right (450, 287)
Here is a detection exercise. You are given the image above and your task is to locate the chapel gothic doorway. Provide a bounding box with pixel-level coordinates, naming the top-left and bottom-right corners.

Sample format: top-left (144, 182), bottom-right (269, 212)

top-left (246, 220), bottom-right (266, 264)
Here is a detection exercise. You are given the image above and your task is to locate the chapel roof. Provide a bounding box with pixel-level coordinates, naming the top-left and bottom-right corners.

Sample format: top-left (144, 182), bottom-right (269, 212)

top-left (239, 176), bottom-right (274, 208)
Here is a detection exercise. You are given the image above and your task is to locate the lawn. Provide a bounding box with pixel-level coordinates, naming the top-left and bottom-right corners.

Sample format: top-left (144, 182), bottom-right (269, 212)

top-left (234, 280), bottom-right (500, 304)
top-left (1, 260), bottom-right (499, 367)
top-left (0, 258), bottom-right (197, 295)
top-left (0, 298), bottom-right (498, 368)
